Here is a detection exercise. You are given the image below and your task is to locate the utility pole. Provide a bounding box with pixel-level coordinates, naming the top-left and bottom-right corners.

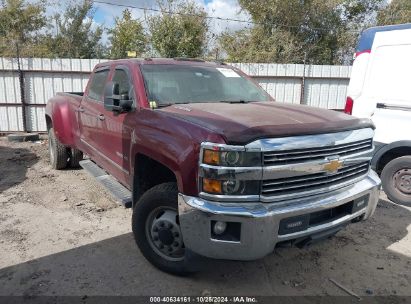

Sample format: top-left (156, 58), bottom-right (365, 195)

top-left (300, 51), bottom-right (308, 105)
top-left (15, 41), bottom-right (27, 132)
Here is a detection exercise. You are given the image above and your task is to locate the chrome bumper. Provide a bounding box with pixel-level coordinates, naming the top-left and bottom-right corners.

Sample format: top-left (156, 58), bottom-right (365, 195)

top-left (178, 170), bottom-right (381, 260)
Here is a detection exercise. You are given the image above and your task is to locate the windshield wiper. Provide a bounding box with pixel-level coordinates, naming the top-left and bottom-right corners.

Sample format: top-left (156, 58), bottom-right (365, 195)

top-left (156, 102), bottom-right (190, 108)
top-left (219, 100), bottom-right (251, 104)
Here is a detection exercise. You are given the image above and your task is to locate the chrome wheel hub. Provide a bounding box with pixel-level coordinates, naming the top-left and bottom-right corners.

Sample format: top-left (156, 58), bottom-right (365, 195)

top-left (146, 208), bottom-right (184, 261)
top-left (394, 168), bottom-right (411, 195)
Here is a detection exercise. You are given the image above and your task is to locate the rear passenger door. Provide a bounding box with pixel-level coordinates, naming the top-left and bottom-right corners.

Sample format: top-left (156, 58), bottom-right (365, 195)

top-left (78, 67), bottom-right (110, 163)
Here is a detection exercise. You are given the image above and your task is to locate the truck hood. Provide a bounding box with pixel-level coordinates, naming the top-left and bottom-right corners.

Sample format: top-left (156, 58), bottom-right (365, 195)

top-left (159, 101), bottom-right (374, 145)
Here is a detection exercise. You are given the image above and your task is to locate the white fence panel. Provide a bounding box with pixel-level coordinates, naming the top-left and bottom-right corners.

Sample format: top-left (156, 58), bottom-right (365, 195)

top-left (304, 78), bottom-right (350, 109)
top-left (0, 57), bottom-right (352, 132)
top-left (25, 72), bottom-right (90, 105)
top-left (257, 78), bottom-right (301, 104)
top-left (233, 63), bottom-right (351, 108)
top-left (0, 106), bottom-right (24, 131)
top-left (0, 71), bottom-right (20, 103)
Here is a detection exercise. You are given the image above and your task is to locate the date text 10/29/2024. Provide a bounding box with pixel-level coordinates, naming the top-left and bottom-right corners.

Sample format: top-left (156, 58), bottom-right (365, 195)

top-left (150, 297), bottom-right (258, 303)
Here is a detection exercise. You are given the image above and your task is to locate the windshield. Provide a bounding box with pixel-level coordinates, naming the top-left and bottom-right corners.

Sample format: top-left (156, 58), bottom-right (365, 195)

top-left (140, 64), bottom-right (271, 105)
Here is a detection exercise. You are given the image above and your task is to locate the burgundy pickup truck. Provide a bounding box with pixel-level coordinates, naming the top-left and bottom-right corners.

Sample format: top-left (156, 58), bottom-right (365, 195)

top-left (46, 58), bottom-right (381, 274)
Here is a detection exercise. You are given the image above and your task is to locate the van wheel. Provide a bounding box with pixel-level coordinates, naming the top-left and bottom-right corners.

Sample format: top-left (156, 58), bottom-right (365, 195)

top-left (48, 128), bottom-right (68, 170)
top-left (132, 182), bottom-right (198, 275)
top-left (381, 156), bottom-right (411, 207)
top-left (69, 148), bottom-right (83, 168)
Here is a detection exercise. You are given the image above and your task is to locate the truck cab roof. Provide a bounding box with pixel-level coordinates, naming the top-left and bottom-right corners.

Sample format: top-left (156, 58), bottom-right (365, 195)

top-left (94, 58), bottom-right (227, 70)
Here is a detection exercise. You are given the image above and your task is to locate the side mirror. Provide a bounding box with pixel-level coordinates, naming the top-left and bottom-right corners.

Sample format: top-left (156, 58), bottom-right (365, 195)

top-left (104, 81), bottom-right (133, 113)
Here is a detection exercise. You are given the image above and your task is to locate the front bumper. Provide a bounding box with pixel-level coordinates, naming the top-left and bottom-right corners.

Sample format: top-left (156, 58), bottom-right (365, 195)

top-left (178, 170), bottom-right (381, 260)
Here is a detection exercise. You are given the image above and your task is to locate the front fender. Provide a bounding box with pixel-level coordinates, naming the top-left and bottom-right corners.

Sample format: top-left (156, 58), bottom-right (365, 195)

top-left (131, 136), bottom-right (200, 196)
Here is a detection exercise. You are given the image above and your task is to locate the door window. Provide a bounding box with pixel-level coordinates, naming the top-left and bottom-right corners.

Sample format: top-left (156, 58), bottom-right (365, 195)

top-left (87, 69), bottom-right (110, 101)
top-left (112, 69), bottom-right (131, 96)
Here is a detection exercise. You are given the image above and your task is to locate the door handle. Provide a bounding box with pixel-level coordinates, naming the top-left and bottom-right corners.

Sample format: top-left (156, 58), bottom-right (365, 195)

top-left (97, 114), bottom-right (105, 121)
top-left (76, 107), bottom-right (85, 113)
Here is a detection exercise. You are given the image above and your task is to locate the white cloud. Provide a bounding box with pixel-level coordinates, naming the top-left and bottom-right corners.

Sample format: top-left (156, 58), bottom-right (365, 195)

top-left (33, 0), bottom-right (250, 48)
top-left (204, 0), bottom-right (250, 35)
top-left (94, 0), bottom-right (158, 25)
top-left (93, 0), bottom-right (249, 34)
top-left (92, 0), bottom-right (249, 49)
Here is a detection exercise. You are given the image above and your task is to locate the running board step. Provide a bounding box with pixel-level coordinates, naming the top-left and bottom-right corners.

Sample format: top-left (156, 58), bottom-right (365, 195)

top-left (79, 159), bottom-right (132, 208)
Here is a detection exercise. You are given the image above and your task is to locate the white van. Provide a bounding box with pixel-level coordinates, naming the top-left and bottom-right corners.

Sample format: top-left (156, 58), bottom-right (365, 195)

top-left (345, 23), bottom-right (411, 206)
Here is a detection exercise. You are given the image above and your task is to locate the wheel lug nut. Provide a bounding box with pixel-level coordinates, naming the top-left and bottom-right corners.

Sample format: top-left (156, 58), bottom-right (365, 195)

top-left (174, 232), bottom-right (179, 237)
top-left (168, 247), bottom-right (173, 252)
top-left (159, 244), bottom-right (164, 249)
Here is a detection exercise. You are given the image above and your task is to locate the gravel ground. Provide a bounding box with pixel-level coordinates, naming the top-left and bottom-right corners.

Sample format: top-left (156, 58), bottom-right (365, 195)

top-left (0, 136), bottom-right (410, 298)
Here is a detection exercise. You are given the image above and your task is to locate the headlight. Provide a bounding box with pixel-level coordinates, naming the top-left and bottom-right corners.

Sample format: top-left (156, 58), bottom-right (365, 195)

top-left (200, 143), bottom-right (262, 199)
top-left (203, 149), bottom-right (261, 167)
top-left (202, 178), bottom-right (260, 195)
top-left (222, 180), bottom-right (242, 194)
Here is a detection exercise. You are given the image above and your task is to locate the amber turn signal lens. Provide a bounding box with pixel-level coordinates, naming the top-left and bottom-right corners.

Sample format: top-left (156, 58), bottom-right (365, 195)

top-left (203, 178), bottom-right (222, 194)
top-left (203, 149), bottom-right (220, 165)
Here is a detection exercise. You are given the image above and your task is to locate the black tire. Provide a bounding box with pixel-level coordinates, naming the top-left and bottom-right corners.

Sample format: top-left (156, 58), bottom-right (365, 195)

top-left (381, 156), bottom-right (411, 207)
top-left (69, 148), bottom-right (83, 168)
top-left (132, 182), bottom-right (198, 275)
top-left (48, 127), bottom-right (68, 170)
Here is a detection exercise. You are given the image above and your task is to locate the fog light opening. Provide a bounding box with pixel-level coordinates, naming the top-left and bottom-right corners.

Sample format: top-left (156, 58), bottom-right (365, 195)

top-left (213, 221), bottom-right (227, 235)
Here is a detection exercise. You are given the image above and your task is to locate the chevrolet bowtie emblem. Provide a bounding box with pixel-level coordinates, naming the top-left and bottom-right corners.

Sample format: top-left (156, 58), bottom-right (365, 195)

top-left (323, 159), bottom-right (343, 173)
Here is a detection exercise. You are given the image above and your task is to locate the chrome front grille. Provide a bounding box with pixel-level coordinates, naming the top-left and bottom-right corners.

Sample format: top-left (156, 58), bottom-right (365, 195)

top-left (200, 128), bottom-right (374, 203)
top-left (263, 138), bottom-right (373, 165)
top-left (261, 161), bottom-right (370, 198)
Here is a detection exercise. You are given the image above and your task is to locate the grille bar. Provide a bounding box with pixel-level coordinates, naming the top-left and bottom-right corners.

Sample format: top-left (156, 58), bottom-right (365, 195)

top-left (262, 162), bottom-right (369, 195)
top-left (264, 143), bottom-right (371, 159)
top-left (262, 163), bottom-right (369, 187)
top-left (264, 139), bottom-right (371, 157)
top-left (264, 139), bottom-right (372, 165)
top-left (264, 144), bottom-right (371, 163)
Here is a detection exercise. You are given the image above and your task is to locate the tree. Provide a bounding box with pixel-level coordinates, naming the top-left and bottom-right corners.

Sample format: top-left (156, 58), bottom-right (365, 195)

top-left (49, 0), bottom-right (105, 58)
top-left (108, 9), bottom-right (147, 59)
top-left (148, 0), bottom-right (208, 58)
top-left (377, 0), bottom-right (411, 26)
top-left (219, 27), bottom-right (303, 63)
top-left (219, 0), bottom-right (384, 65)
top-left (0, 0), bottom-right (48, 57)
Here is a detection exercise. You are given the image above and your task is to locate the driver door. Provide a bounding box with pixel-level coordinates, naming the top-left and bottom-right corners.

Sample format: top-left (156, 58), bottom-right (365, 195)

top-left (95, 65), bottom-right (135, 185)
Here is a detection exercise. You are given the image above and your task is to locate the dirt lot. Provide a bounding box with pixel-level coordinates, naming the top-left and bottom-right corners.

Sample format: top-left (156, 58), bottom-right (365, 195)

top-left (0, 136), bottom-right (410, 298)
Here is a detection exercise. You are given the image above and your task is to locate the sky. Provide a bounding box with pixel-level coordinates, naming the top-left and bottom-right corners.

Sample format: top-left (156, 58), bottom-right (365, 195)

top-left (42, 0), bottom-right (393, 46)
top-left (91, 0), bottom-right (250, 42)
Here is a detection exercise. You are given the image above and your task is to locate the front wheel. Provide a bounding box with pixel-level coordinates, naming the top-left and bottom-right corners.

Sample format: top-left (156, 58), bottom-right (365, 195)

top-left (381, 156), bottom-right (411, 207)
top-left (132, 182), bottom-right (198, 275)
